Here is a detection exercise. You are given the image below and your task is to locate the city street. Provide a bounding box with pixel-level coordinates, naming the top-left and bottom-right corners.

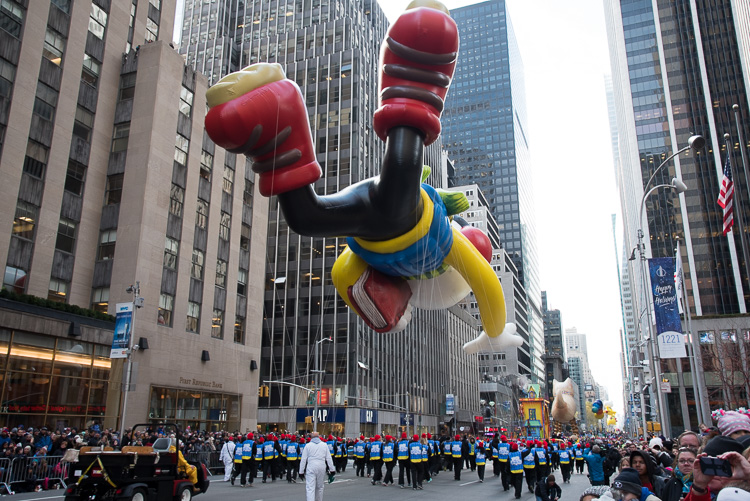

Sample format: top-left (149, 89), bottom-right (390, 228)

top-left (8, 463), bottom-right (597, 501)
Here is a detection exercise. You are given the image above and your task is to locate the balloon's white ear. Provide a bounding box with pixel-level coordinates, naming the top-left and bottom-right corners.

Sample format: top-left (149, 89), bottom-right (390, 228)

top-left (462, 323), bottom-right (523, 355)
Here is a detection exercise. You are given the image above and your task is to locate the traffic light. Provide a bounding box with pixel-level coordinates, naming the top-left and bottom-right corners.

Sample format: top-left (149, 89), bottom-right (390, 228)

top-left (263, 386), bottom-right (269, 397)
top-left (258, 386), bottom-right (263, 397)
top-left (344, 399), bottom-right (348, 407)
top-left (258, 385), bottom-right (269, 397)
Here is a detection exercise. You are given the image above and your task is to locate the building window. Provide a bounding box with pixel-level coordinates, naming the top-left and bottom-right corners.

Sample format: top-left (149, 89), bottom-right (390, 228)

top-left (222, 166), bottom-right (234, 194)
top-left (238, 227), bottom-right (253, 255)
top-left (97, 230), bottom-right (116, 260)
top-left (12, 201), bottom-right (37, 240)
top-left (211, 309), bottom-right (223, 339)
top-left (200, 150), bottom-right (213, 180)
top-left (158, 293), bottom-right (173, 326)
top-left (33, 82), bottom-right (58, 121)
top-left (51, 0), bottom-right (71, 14)
top-left (215, 259), bottom-right (227, 287)
top-left (179, 86), bottom-right (193, 117)
top-left (169, 184), bottom-right (184, 217)
top-left (219, 212), bottom-right (230, 241)
top-left (234, 316), bottom-right (245, 344)
top-left (48, 278), bottom-right (69, 303)
top-left (42, 28), bottom-right (65, 66)
top-left (145, 17), bottom-right (159, 42)
top-left (3, 266), bottom-right (26, 293)
top-left (174, 134), bottom-right (189, 165)
top-left (195, 199), bottom-right (208, 229)
top-left (118, 73), bottom-right (136, 101)
top-left (111, 123), bottom-right (130, 153)
top-left (163, 237), bottom-right (179, 270)
top-left (64, 160), bottom-right (86, 196)
top-left (91, 287), bottom-right (109, 313)
top-left (105, 173), bottom-right (124, 204)
top-left (191, 249), bottom-right (204, 279)
top-left (72, 106), bottom-right (94, 142)
top-left (237, 269), bottom-right (247, 296)
top-left (81, 53), bottom-right (101, 87)
top-left (0, 57), bottom-right (16, 99)
top-left (88, 3), bottom-right (107, 39)
top-left (55, 218), bottom-right (77, 253)
top-left (0, 0), bottom-right (24, 38)
top-left (186, 301), bottom-right (200, 333)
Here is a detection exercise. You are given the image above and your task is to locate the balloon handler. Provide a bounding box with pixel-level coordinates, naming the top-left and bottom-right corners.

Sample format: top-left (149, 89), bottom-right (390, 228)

top-left (170, 445), bottom-right (199, 490)
top-left (204, 0), bottom-right (523, 353)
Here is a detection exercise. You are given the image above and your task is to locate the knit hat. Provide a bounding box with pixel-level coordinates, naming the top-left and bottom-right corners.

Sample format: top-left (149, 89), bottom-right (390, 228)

top-left (374, 434), bottom-right (381, 440)
top-left (649, 437), bottom-right (663, 450)
top-left (427, 433), bottom-right (432, 439)
top-left (579, 485), bottom-right (611, 501)
top-left (247, 432), bottom-right (253, 439)
top-left (401, 432), bottom-right (407, 439)
top-left (510, 442), bottom-right (518, 452)
top-left (703, 435), bottom-right (745, 456)
top-left (718, 411), bottom-right (750, 437)
top-left (501, 435), bottom-right (507, 441)
top-left (413, 435), bottom-right (419, 441)
top-left (716, 485), bottom-right (750, 501)
top-left (455, 435), bottom-right (460, 441)
top-left (611, 468), bottom-right (642, 496)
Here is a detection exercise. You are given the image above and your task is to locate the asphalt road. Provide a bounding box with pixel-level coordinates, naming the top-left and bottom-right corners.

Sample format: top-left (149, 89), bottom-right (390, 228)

top-left (7, 461), bottom-right (598, 500)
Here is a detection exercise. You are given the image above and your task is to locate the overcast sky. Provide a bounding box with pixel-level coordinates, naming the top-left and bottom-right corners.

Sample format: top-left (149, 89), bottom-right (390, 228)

top-left (176, 0), bottom-right (627, 425)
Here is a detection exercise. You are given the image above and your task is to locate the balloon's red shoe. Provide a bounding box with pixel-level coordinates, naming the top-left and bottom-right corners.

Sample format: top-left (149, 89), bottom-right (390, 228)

top-left (373, 4), bottom-right (459, 146)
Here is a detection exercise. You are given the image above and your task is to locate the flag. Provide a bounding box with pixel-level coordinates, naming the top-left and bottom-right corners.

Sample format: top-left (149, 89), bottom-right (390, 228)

top-left (717, 154), bottom-right (734, 235)
top-left (674, 241), bottom-right (684, 314)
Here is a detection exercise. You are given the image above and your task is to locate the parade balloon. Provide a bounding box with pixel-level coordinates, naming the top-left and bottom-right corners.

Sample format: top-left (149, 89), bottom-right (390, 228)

top-left (591, 399), bottom-right (603, 414)
top-left (550, 378), bottom-right (578, 423)
top-left (204, 1), bottom-right (512, 351)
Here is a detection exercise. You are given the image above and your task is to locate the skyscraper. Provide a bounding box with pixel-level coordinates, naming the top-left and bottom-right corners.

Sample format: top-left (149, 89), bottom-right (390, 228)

top-left (542, 291), bottom-right (566, 400)
top-left (605, 0), bottom-right (750, 432)
top-left (442, 0), bottom-right (544, 389)
top-left (0, 0), bottom-right (268, 431)
top-left (179, 0), bottom-right (483, 435)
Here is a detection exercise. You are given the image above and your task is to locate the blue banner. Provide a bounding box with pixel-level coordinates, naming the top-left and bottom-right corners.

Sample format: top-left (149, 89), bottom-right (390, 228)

top-left (446, 394), bottom-right (455, 415)
top-left (110, 303), bottom-right (133, 359)
top-left (648, 258), bottom-right (681, 334)
top-left (648, 258), bottom-right (686, 358)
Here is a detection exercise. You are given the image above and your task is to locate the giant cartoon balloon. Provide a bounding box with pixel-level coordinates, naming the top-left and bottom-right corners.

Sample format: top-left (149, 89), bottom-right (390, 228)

top-left (604, 401), bottom-right (616, 426)
top-left (204, 0), bottom-right (510, 351)
top-left (591, 399), bottom-right (604, 420)
top-left (550, 378), bottom-right (578, 423)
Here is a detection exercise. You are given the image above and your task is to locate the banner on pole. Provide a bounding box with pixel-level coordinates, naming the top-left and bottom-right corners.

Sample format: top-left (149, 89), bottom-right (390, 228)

top-left (648, 258), bottom-right (687, 358)
top-left (110, 302), bottom-right (133, 358)
top-left (446, 394), bottom-right (455, 415)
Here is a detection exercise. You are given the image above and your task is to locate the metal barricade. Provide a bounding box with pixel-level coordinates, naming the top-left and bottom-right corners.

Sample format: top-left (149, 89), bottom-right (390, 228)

top-left (0, 458), bottom-right (11, 494)
top-left (185, 451), bottom-right (223, 475)
top-left (8, 456), bottom-right (68, 492)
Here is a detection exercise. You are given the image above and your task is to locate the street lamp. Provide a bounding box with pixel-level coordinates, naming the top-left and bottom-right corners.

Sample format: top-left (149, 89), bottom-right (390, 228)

top-left (312, 336), bottom-right (332, 432)
top-left (120, 281), bottom-right (143, 441)
top-left (636, 135), bottom-right (704, 439)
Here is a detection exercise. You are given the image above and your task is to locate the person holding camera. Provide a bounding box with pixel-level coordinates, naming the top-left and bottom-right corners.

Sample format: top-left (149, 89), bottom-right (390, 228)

top-left (686, 436), bottom-right (750, 501)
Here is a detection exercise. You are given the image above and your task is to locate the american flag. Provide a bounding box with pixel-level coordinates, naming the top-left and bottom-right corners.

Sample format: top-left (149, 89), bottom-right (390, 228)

top-left (717, 154), bottom-right (734, 235)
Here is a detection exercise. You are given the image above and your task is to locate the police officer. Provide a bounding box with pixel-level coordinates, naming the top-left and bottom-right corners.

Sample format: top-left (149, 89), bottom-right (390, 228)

top-left (239, 432), bottom-right (256, 487)
top-left (409, 435), bottom-right (424, 490)
top-left (451, 434), bottom-right (463, 480)
top-left (522, 440), bottom-right (538, 492)
top-left (509, 441), bottom-right (524, 499)
top-left (393, 432), bottom-right (410, 487)
top-left (369, 434), bottom-right (383, 485)
top-left (382, 435), bottom-right (396, 486)
top-left (286, 436), bottom-right (299, 483)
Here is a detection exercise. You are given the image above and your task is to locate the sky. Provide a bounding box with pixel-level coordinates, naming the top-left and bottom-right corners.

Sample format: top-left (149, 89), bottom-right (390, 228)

top-left (376, 0), bottom-right (627, 421)
top-left (174, 0), bottom-right (628, 424)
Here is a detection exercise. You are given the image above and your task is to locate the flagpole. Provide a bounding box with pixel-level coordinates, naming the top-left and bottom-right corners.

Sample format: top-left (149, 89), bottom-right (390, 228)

top-left (724, 133), bottom-right (750, 298)
top-left (675, 239), bottom-right (711, 426)
top-left (732, 106), bottom-right (750, 299)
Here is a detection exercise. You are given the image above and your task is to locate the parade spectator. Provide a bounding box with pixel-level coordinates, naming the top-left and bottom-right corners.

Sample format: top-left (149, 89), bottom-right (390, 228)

top-left (717, 412), bottom-right (750, 441)
top-left (661, 447), bottom-right (698, 501)
top-left (586, 445), bottom-right (606, 486)
top-left (536, 474), bottom-right (562, 501)
top-left (629, 449), bottom-right (666, 498)
top-left (580, 485), bottom-right (611, 501)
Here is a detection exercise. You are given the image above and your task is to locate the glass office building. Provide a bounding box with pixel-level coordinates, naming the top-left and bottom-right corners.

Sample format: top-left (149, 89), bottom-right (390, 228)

top-left (442, 0), bottom-right (544, 389)
top-left (605, 0), bottom-right (750, 433)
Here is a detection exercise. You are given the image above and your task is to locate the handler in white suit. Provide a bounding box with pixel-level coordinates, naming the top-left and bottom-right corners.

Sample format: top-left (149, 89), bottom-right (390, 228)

top-left (218, 436), bottom-right (236, 481)
top-left (299, 431), bottom-right (335, 501)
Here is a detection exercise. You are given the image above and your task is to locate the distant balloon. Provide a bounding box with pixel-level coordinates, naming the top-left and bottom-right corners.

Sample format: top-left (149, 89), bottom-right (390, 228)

top-left (550, 378), bottom-right (578, 423)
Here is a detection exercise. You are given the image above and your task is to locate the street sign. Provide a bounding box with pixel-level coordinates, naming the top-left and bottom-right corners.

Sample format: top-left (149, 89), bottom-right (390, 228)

top-left (659, 381), bottom-right (672, 393)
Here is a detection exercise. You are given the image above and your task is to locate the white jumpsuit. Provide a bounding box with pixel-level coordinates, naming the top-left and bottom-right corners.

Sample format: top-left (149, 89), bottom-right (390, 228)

top-left (299, 437), bottom-right (335, 501)
top-left (218, 440), bottom-right (235, 481)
